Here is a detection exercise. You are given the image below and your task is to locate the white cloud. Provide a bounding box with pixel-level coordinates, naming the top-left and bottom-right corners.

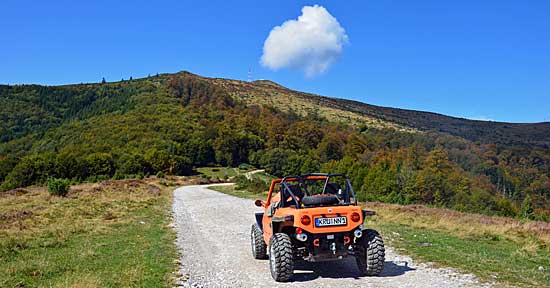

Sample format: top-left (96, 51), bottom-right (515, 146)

top-left (260, 5), bottom-right (349, 77)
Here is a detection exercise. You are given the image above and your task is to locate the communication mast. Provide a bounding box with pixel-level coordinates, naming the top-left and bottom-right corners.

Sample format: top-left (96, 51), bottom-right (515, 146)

top-left (248, 67), bottom-right (252, 82)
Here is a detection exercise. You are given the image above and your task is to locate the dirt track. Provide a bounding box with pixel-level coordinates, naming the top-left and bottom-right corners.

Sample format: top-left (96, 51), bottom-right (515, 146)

top-left (172, 184), bottom-right (491, 288)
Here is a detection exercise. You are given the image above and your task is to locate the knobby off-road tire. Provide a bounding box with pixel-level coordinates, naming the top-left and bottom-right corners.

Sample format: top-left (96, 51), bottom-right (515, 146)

top-left (356, 229), bottom-right (385, 276)
top-left (251, 223), bottom-right (267, 259)
top-left (269, 233), bottom-right (294, 282)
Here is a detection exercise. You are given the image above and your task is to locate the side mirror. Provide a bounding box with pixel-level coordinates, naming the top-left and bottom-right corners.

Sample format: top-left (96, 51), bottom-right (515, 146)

top-left (254, 199), bottom-right (264, 207)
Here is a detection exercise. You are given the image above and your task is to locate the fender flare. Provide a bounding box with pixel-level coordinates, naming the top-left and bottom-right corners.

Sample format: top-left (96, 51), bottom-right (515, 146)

top-left (255, 212), bottom-right (264, 231)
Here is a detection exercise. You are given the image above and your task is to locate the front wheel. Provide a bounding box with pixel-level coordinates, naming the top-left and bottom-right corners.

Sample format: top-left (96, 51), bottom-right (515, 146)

top-left (251, 223), bottom-right (267, 259)
top-left (269, 233), bottom-right (294, 282)
top-left (355, 229), bottom-right (385, 276)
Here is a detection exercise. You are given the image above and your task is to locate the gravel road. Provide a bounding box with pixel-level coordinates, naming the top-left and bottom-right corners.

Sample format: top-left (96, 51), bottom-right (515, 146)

top-left (173, 184), bottom-right (491, 288)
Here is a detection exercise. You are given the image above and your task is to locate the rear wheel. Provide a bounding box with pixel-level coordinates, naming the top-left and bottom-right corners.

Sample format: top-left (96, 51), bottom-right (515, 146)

top-left (269, 233), bottom-right (294, 282)
top-left (251, 223), bottom-right (267, 259)
top-left (355, 229), bottom-right (385, 276)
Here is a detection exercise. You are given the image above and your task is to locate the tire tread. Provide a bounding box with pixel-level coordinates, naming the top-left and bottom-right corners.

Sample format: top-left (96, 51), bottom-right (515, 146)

top-left (356, 229), bottom-right (385, 276)
top-left (269, 233), bottom-right (294, 282)
top-left (251, 223), bottom-right (267, 259)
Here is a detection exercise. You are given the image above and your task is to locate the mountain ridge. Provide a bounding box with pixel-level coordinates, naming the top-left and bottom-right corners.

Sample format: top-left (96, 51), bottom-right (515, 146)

top-left (203, 72), bottom-right (550, 148)
top-left (3, 70), bottom-right (550, 149)
top-left (191, 71), bottom-right (548, 125)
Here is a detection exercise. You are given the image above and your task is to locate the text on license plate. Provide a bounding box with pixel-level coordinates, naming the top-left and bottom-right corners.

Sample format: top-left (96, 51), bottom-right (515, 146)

top-left (315, 216), bottom-right (347, 227)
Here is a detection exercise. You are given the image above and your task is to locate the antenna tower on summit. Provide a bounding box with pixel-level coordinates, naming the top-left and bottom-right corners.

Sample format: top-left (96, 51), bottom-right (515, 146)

top-left (248, 67), bottom-right (252, 82)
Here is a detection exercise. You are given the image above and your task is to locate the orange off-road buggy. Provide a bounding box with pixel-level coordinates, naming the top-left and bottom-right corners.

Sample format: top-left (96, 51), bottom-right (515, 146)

top-left (251, 173), bottom-right (385, 282)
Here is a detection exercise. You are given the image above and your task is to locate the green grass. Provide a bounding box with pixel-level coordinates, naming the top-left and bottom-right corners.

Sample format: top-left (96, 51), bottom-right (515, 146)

top-left (196, 167), bottom-right (242, 179)
top-left (0, 180), bottom-right (178, 287)
top-left (211, 186), bottom-right (550, 287)
top-left (210, 184), bottom-right (268, 200)
top-left (369, 221), bottom-right (549, 287)
top-left (249, 171), bottom-right (276, 183)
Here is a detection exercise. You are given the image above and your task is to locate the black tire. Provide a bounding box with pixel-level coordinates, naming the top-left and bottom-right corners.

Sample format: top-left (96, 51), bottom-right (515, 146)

top-left (251, 223), bottom-right (267, 259)
top-left (355, 229), bottom-right (385, 276)
top-left (269, 233), bottom-right (294, 282)
top-left (302, 195), bottom-right (339, 206)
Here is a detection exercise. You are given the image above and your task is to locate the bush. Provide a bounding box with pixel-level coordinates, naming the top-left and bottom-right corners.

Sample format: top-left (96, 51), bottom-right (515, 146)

top-left (238, 163), bottom-right (254, 171)
top-left (113, 171), bottom-right (125, 180)
top-left (117, 153), bottom-right (148, 175)
top-left (47, 178), bottom-right (71, 197)
top-left (85, 153), bottom-right (115, 177)
top-left (235, 175), bottom-right (269, 194)
top-left (156, 171), bottom-right (165, 178)
top-left (520, 195), bottom-right (534, 220)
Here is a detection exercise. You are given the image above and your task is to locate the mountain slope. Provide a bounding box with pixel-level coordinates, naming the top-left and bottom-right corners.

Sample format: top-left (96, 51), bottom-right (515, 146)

top-left (212, 77), bottom-right (550, 148)
top-left (1, 71), bottom-right (549, 220)
top-left (3, 71), bottom-right (549, 149)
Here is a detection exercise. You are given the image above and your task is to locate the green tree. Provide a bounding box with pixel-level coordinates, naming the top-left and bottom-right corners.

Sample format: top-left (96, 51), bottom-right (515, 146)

top-left (415, 148), bottom-right (454, 205)
top-left (85, 153), bottom-right (114, 176)
top-left (144, 149), bottom-right (170, 174)
top-left (318, 133), bottom-right (344, 162)
top-left (520, 195), bottom-right (534, 219)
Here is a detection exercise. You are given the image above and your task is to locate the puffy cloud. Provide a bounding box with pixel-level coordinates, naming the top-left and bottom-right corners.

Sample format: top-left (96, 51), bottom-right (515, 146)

top-left (260, 5), bottom-right (349, 77)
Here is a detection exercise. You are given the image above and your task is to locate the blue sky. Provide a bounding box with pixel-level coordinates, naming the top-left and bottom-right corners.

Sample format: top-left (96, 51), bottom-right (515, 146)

top-left (1, 0), bottom-right (549, 123)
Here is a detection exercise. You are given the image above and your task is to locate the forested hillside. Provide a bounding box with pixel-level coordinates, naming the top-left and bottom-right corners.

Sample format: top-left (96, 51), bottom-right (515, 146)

top-left (1, 71), bottom-right (549, 220)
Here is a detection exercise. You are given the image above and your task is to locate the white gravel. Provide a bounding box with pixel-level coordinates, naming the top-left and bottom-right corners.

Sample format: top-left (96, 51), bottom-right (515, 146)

top-left (172, 184), bottom-right (492, 288)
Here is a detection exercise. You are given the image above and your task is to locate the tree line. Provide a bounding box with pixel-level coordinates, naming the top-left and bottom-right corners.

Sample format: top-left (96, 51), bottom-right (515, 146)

top-left (0, 72), bottom-right (548, 221)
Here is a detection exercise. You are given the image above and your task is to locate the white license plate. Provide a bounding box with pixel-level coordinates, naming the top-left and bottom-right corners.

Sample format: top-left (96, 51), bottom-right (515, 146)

top-left (315, 216), bottom-right (347, 227)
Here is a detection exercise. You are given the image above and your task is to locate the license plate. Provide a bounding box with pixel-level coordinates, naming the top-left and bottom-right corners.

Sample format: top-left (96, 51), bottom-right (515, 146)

top-left (315, 216), bottom-right (347, 227)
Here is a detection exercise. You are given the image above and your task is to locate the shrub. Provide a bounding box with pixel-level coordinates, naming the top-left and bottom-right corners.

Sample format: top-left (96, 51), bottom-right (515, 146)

top-left (238, 163), bottom-right (253, 171)
top-left (156, 171), bottom-right (165, 178)
top-left (47, 178), bottom-right (71, 197)
top-left (235, 175), bottom-right (269, 194)
top-left (520, 195), bottom-right (534, 220)
top-left (117, 153), bottom-right (147, 175)
top-left (113, 171), bottom-right (125, 180)
top-left (85, 153), bottom-right (115, 177)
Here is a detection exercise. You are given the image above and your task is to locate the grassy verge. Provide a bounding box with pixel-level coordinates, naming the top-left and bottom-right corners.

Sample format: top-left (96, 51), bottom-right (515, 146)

top-left (210, 184), bottom-right (550, 287)
top-left (366, 203), bottom-right (549, 287)
top-left (196, 167), bottom-right (244, 180)
top-left (0, 178), bottom-right (180, 287)
top-left (210, 184), bottom-right (268, 200)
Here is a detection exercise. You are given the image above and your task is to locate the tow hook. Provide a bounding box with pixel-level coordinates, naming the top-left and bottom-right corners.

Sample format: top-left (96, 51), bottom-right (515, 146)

top-left (330, 242), bottom-right (336, 254)
top-left (296, 233), bottom-right (307, 242)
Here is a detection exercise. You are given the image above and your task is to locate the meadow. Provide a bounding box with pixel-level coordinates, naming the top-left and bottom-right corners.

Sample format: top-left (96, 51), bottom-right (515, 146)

top-left (0, 178), bottom-right (182, 287)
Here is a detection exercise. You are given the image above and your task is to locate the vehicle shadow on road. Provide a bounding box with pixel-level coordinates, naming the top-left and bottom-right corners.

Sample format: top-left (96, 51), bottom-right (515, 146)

top-left (291, 259), bottom-right (415, 282)
top-left (379, 261), bottom-right (416, 277)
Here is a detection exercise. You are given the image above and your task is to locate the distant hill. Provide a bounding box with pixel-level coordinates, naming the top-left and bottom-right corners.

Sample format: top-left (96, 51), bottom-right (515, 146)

top-left (213, 77), bottom-right (550, 149)
top-left (1, 71), bottom-right (549, 220)
top-left (3, 71), bottom-right (549, 148)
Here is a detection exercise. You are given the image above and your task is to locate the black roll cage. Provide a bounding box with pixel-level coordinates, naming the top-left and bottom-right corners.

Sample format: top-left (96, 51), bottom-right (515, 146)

top-left (278, 173), bottom-right (358, 208)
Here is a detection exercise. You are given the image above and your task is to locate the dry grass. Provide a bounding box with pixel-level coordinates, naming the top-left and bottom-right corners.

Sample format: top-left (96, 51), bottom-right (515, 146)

top-left (366, 202), bottom-right (550, 248)
top-left (366, 202), bottom-right (550, 286)
top-left (212, 78), bottom-right (418, 133)
top-left (0, 177), bottom-right (189, 287)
